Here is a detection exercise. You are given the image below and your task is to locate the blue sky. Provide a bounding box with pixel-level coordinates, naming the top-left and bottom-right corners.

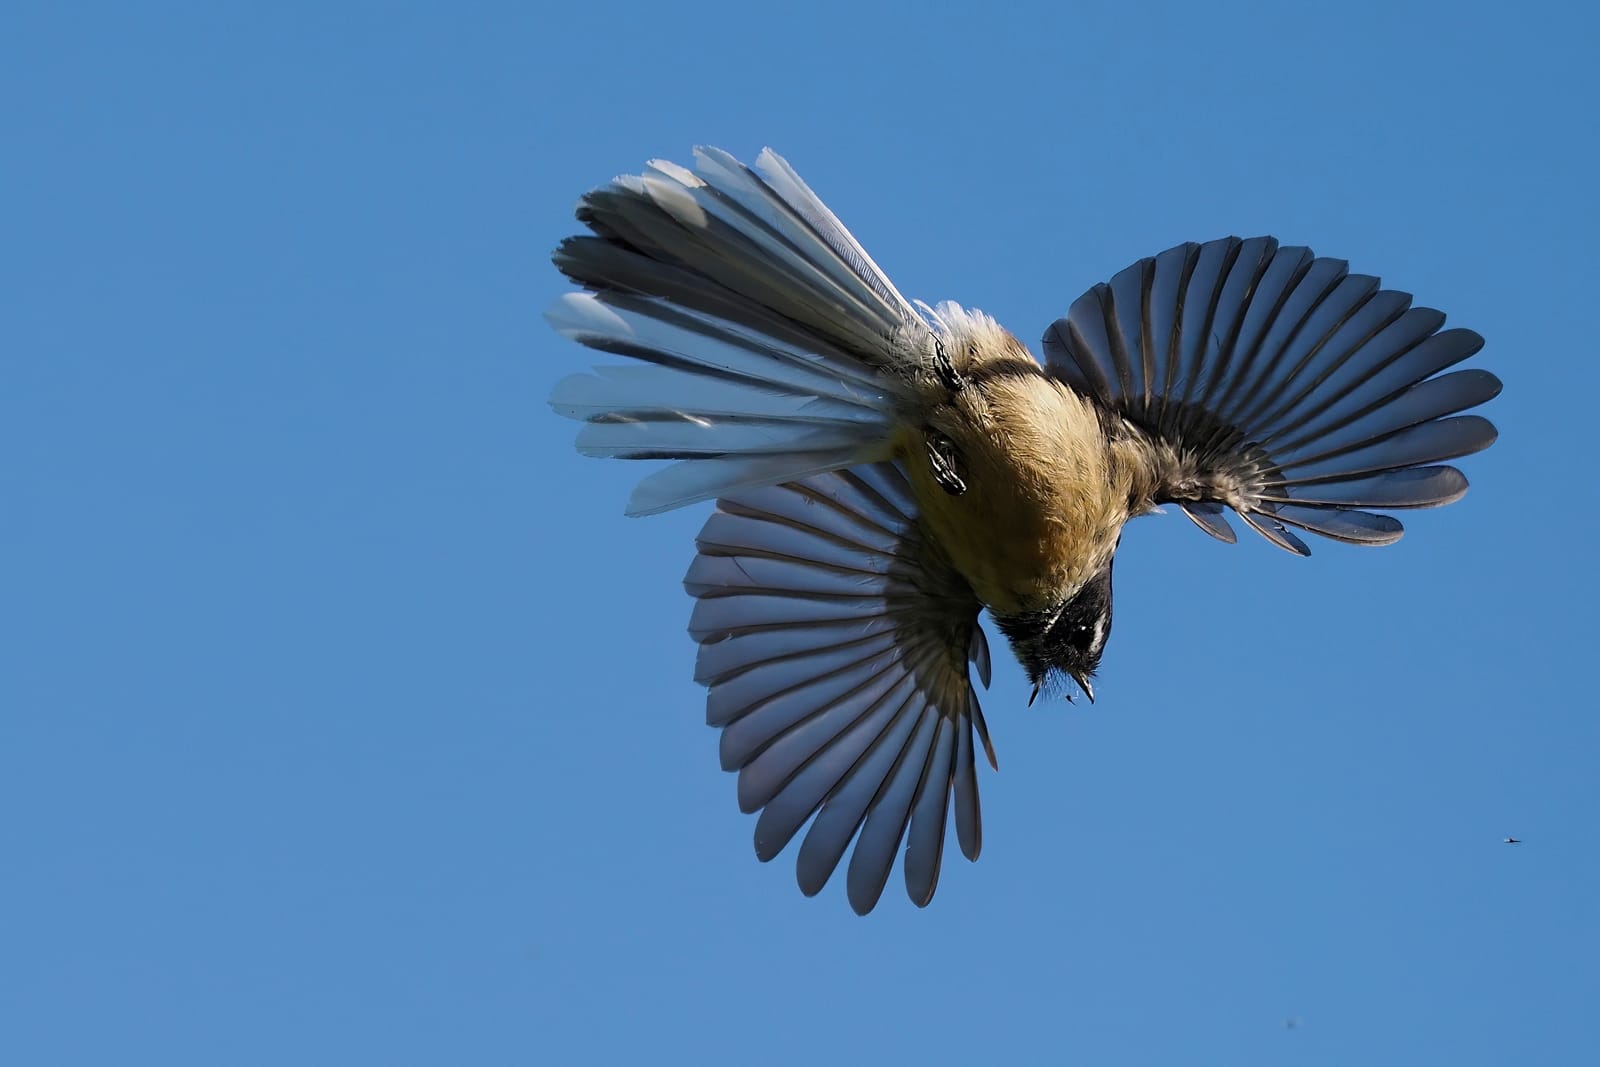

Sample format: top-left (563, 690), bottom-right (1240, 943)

top-left (5, 1), bottom-right (1596, 1063)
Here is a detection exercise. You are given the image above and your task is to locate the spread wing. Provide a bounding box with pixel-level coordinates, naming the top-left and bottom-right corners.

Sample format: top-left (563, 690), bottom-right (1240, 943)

top-left (685, 461), bottom-right (994, 914)
top-left (1043, 237), bottom-right (1500, 554)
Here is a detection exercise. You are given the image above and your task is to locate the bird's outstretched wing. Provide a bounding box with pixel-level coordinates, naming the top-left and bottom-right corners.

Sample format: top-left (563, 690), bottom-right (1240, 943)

top-left (1043, 237), bottom-right (1500, 553)
top-left (685, 461), bottom-right (993, 914)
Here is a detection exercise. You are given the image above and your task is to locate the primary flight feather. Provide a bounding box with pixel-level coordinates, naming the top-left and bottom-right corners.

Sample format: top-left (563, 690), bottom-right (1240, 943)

top-left (547, 146), bottom-right (1499, 914)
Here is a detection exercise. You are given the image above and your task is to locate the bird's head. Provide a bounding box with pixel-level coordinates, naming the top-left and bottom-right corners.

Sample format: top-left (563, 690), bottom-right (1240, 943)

top-left (992, 559), bottom-right (1114, 704)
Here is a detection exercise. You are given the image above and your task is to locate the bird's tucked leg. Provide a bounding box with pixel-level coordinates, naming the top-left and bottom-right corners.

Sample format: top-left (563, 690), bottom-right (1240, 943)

top-left (932, 336), bottom-right (967, 393)
top-left (925, 430), bottom-right (967, 496)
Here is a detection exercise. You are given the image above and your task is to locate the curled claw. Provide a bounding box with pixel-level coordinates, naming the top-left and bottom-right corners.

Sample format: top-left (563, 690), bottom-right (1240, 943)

top-left (926, 431), bottom-right (967, 495)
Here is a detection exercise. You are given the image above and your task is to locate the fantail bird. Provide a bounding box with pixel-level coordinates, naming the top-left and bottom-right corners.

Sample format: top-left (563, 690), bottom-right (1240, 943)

top-left (546, 147), bottom-right (1499, 914)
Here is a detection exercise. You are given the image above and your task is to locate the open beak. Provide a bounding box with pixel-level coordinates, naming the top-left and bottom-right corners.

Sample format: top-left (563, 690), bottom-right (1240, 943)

top-left (1029, 677), bottom-right (1095, 705)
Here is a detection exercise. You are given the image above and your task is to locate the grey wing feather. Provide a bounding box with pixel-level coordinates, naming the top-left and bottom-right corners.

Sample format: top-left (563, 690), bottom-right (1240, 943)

top-left (1042, 237), bottom-right (1499, 553)
top-left (685, 461), bottom-right (993, 914)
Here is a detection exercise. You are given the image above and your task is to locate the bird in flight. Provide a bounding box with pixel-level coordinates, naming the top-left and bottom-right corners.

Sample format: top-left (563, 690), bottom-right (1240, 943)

top-left (547, 147), bottom-right (1499, 913)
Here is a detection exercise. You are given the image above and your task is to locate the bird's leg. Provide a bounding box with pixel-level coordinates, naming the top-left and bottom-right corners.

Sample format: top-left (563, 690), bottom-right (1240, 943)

top-left (922, 337), bottom-right (971, 495)
top-left (932, 335), bottom-right (967, 393)
top-left (925, 430), bottom-right (967, 496)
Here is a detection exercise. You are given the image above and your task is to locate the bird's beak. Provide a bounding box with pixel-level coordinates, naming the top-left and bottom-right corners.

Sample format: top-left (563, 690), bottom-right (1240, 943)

top-left (1028, 683), bottom-right (1040, 707)
top-left (1072, 672), bottom-right (1095, 704)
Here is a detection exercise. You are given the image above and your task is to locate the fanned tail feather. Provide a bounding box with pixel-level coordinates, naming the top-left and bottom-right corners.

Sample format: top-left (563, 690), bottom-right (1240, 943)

top-left (549, 148), bottom-right (933, 515)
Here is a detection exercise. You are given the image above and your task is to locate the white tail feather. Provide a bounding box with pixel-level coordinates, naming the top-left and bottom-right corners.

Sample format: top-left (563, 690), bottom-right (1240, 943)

top-left (549, 148), bottom-right (929, 516)
top-left (627, 447), bottom-right (891, 517)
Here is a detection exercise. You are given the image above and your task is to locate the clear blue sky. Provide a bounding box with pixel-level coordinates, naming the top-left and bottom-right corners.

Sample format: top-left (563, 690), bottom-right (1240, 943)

top-left (5, 2), bottom-right (1595, 1064)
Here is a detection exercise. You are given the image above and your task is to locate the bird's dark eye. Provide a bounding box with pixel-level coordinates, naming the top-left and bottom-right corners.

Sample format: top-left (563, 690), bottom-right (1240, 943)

top-left (992, 560), bottom-right (1115, 695)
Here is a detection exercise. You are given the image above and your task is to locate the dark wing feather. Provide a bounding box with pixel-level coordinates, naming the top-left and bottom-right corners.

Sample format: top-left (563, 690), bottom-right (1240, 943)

top-left (1043, 237), bottom-right (1499, 554)
top-left (685, 461), bottom-right (992, 914)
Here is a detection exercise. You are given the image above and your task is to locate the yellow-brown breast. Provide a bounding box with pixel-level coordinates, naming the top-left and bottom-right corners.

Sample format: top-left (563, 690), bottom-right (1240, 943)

top-left (897, 369), bottom-right (1137, 615)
